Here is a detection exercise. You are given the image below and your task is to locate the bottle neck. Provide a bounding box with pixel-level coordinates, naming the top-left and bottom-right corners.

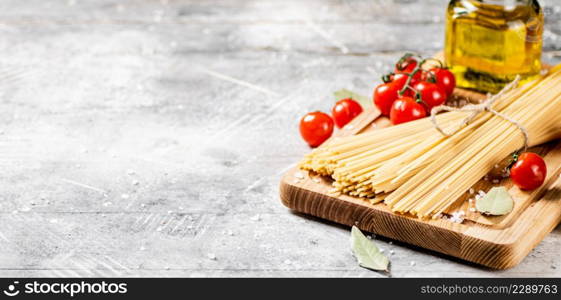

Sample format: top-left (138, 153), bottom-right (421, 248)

top-left (475, 0), bottom-right (530, 5)
top-left (469, 0), bottom-right (532, 11)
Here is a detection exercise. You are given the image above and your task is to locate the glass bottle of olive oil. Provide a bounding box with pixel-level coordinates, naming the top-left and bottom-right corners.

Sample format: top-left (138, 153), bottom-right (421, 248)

top-left (445, 0), bottom-right (543, 93)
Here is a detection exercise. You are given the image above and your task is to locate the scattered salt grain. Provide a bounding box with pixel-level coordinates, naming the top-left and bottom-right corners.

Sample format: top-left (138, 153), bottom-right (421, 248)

top-left (294, 172), bottom-right (305, 179)
top-left (389, 241), bottom-right (393, 245)
top-left (312, 177), bottom-right (321, 183)
top-left (293, 179), bottom-right (301, 184)
top-left (103, 201), bottom-right (112, 207)
top-left (345, 124), bottom-right (354, 130)
top-left (380, 249), bottom-right (385, 253)
top-left (502, 169), bottom-right (510, 177)
top-left (492, 179), bottom-right (499, 184)
top-left (449, 211), bottom-right (466, 223)
top-left (469, 208), bottom-right (476, 212)
top-left (284, 259), bottom-right (292, 265)
top-left (126, 169), bottom-right (135, 176)
top-left (132, 180), bottom-right (139, 186)
top-left (250, 214), bottom-right (261, 221)
top-left (410, 261), bottom-right (416, 266)
top-left (140, 246), bottom-right (146, 251)
top-left (390, 250), bottom-right (395, 255)
top-left (121, 194), bottom-right (130, 199)
top-left (469, 188), bottom-right (475, 194)
top-left (207, 253), bottom-right (217, 260)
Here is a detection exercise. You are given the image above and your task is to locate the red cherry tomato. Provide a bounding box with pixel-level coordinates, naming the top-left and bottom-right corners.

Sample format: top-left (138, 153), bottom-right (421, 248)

top-left (389, 96), bottom-right (427, 125)
top-left (395, 56), bottom-right (418, 74)
top-left (428, 68), bottom-right (456, 97)
top-left (510, 152), bottom-right (547, 190)
top-left (331, 98), bottom-right (363, 128)
top-left (391, 73), bottom-right (409, 88)
top-left (373, 82), bottom-right (400, 116)
top-left (394, 56), bottom-right (423, 83)
top-left (390, 73), bottom-right (417, 96)
top-left (413, 81), bottom-right (448, 110)
top-left (299, 111), bottom-right (334, 147)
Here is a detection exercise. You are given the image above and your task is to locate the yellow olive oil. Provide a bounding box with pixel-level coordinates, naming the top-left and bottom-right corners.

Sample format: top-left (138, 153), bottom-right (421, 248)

top-left (445, 0), bottom-right (543, 93)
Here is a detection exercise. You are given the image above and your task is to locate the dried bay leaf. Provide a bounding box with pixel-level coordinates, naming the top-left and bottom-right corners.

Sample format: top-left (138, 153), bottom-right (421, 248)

top-left (334, 89), bottom-right (371, 109)
top-left (476, 186), bottom-right (514, 216)
top-left (350, 226), bottom-right (389, 272)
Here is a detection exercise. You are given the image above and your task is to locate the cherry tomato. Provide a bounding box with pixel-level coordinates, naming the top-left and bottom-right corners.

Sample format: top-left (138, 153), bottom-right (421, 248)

top-left (373, 82), bottom-right (400, 116)
top-left (390, 73), bottom-right (417, 96)
top-left (395, 56), bottom-right (418, 74)
top-left (331, 98), bottom-right (363, 128)
top-left (428, 68), bottom-right (456, 97)
top-left (394, 56), bottom-right (423, 83)
top-left (389, 96), bottom-right (427, 125)
top-left (299, 111), bottom-right (334, 148)
top-left (510, 152), bottom-right (547, 190)
top-left (413, 81), bottom-right (447, 110)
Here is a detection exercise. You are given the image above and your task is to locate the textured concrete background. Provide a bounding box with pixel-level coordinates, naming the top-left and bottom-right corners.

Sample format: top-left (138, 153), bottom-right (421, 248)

top-left (0, 0), bottom-right (560, 277)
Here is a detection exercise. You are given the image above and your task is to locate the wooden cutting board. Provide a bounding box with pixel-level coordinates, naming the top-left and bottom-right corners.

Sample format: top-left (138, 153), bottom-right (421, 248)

top-left (279, 87), bottom-right (561, 269)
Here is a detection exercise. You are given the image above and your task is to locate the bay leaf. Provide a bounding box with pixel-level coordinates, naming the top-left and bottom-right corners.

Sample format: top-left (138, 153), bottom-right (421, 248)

top-left (334, 89), bottom-right (371, 109)
top-left (475, 186), bottom-right (514, 216)
top-left (350, 226), bottom-right (389, 271)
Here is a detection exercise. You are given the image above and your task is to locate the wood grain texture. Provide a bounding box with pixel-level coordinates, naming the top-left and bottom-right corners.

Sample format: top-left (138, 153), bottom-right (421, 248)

top-left (280, 88), bottom-right (561, 269)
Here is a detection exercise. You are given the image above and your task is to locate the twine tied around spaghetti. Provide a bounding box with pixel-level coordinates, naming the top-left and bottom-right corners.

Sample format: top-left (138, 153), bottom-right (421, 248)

top-left (429, 75), bottom-right (529, 152)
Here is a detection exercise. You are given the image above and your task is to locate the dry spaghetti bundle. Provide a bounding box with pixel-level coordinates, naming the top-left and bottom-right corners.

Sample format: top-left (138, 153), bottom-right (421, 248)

top-left (299, 65), bottom-right (561, 219)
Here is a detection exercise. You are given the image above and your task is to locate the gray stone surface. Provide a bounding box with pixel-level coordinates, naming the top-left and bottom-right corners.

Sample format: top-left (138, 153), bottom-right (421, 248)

top-left (0, 0), bottom-right (560, 277)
